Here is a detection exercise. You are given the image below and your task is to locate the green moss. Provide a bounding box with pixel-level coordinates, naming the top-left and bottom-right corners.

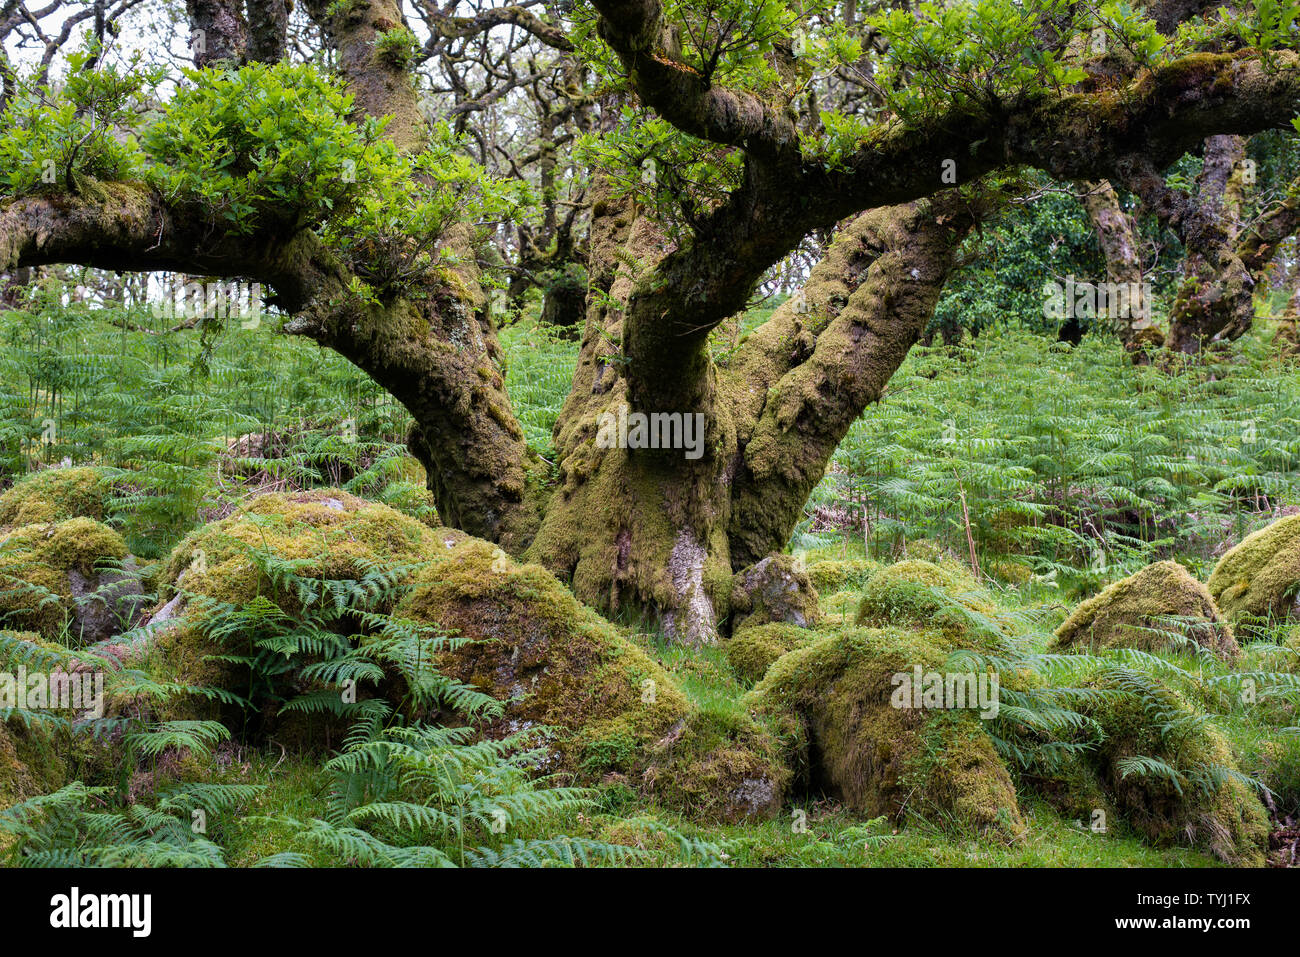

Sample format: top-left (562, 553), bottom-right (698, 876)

top-left (639, 707), bottom-right (789, 822)
top-left (724, 622), bottom-right (817, 684)
top-left (0, 719), bottom-right (70, 835)
top-left (729, 554), bottom-right (820, 632)
top-left (806, 557), bottom-right (878, 593)
top-left (0, 467), bottom-right (112, 526)
top-left (0, 518), bottom-right (129, 637)
top-left (1069, 670), bottom-right (1269, 866)
top-left (854, 560), bottom-right (1000, 643)
top-left (148, 490), bottom-right (788, 821)
top-left (147, 489), bottom-right (445, 728)
top-left (1208, 514), bottom-right (1300, 625)
top-left (396, 535), bottom-right (693, 775)
top-left (744, 627), bottom-right (1024, 837)
top-left (1054, 560), bottom-right (1238, 658)
top-left (160, 488), bottom-right (438, 607)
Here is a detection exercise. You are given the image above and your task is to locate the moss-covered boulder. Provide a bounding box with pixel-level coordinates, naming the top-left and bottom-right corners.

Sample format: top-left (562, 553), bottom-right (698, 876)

top-left (0, 518), bottom-right (143, 641)
top-left (744, 627), bottom-right (1024, 837)
top-left (0, 467), bottom-right (113, 526)
top-left (1054, 561), bottom-right (1237, 658)
top-left (0, 720), bottom-right (69, 819)
top-left (638, 708), bottom-right (789, 822)
top-left (729, 554), bottom-right (820, 632)
top-left (855, 560), bottom-right (999, 641)
top-left (159, 488), bottom-right (438, 601)
top-left (806, 557), bottom-right (878, 594)
top-left (1072, 670), bottom-right (1269, 866)
top-left (145, 489), bottom-right (453, 729)
top-left (1209, 514), bottom-right (1300, 624)
top-left (724, 622), bottom-right (818, 684)
top-left (395, 535), bottom-right (692, 769)
top-left (148, 490), bottom-right (786, 821)
top-left (398, 538), bottom-right (785, 820)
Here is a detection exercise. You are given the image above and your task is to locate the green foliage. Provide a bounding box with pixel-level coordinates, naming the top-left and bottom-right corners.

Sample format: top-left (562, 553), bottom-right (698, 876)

top-left (0, 48), bottom-right (158, 197)
top-left (0, 280), bottom-right (419, 556)
top-left (265, 718), bottom-right (641, 867)
top-left (323, 123), bottom-right (527, 298)
top-left (811, 329), bottom-right (1300, 592)
top-left (0, 781), bottom-right (262, 867)
top-left (373, 26), bottom-right (421, 68)
top-left (182, 541), bottom-right (495, 724)
top-left (576, 112), bottom-right (743, 242)
top-left (869, 0), bottom-right (1092, 118)
top-left (143, 62), bottom-right (393, 235)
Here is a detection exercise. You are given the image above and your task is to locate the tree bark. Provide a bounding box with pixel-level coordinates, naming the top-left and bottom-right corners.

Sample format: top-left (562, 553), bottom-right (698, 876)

top-left (526, 188), bottom-right (987, 642)
top-left (1079, 180), bottom-right (1160, 352)
top-left (1164, 135), bottom-right (1255, 353)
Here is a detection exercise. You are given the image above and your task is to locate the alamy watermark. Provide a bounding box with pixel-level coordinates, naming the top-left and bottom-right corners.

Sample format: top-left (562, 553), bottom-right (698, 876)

top-left (152, 279), bottom-right (264, 327)
top-left (0, 666), bottom-right (104, 719)
top-left (1042, 275), bottom-right (1153, 327)
top-left (890, 665), bottom-right (999, 719)
top-left (595, 403), bottom-right (706, 460)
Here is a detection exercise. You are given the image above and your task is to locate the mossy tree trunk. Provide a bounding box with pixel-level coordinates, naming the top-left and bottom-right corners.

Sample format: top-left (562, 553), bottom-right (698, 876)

top-left (1079, 180), bottom-right (1157, 352)
top-left (1114, 134), bottom-right (1300, 355)
top-left (527, 186), bottom-right (988, 643)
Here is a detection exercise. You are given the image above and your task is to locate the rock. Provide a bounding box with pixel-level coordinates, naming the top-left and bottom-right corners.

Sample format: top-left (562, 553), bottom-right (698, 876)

top-left (730, 554), bottom-right (820, 632)
top-left (855, 559), bottom-right (1000, 642)
top-left (805, 557), bottom-right (878, 593)
top-left (0, 467), bottom-right (113, 526)
top-left (0, 517), bottom-right (139, 640)
top-left (0, 719), bottom-right (68, 820)
top-left (1068, 670), bottom-right (1268, 866)
top-left (638, 710), bottom-right (788, 823)
top-left (145, 489), bottom-right (452, 729)
top-left (67, 558), bottom-right (148, 644)
top-left (744, 627), bottom-right (1025, 837)
top-left (147, 489), bottom-right (787, 821)
top-left (724, 622), bottom-right (817, 684)
top-left (1054, 560), bottom-right (1237, 658)
top-left (396, 534), bottom-right (692, 771)
top-left (1208, 514), bottom-right (1300, 625)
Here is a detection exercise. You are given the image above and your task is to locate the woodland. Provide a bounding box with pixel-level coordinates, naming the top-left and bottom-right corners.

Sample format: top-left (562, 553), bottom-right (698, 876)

top-left (0, 0), bottom-right (1298, 870)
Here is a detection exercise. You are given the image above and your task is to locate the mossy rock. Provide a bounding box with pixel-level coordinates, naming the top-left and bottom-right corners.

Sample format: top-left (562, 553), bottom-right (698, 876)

top-left (855, 560), bottom-right (999, 642)
top-left (0, 467), bottom-right (113, 526)
top-left (0, 717), bottom-right (72, 856)
top-left (0, 518), bottom-right (140, 640)
top-left (0, 718), bottom-right (67, 789)
top-left (395, 535), bottom-right (787, 820)
top-left (729, 554), bottom-right (820, 632)
top-left (146, 489), bottom-right (448, 733)
top-left (159, 488), bottom-right (440, 607)
top-left (806, 557), bottom-right (878, 593)
top-left (395, 536), bottom-right (692, 775)
top-left (817, 589), bottom-right (862, 628)
top-left (1208, 514), bottom-right (1300, 625)
top-left (724, 622), bottom-right (818, 684)
top-left (744, 627), bottom-right (1024, 837)
top-left (1054, 561), bottom-right (1238, 659)
top-left (1071, 670), bottom-right (1269, 866)
top-left (638, 709), bottom-right (789, 822)
top-left (148, 490), bottom-right (783, 820)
